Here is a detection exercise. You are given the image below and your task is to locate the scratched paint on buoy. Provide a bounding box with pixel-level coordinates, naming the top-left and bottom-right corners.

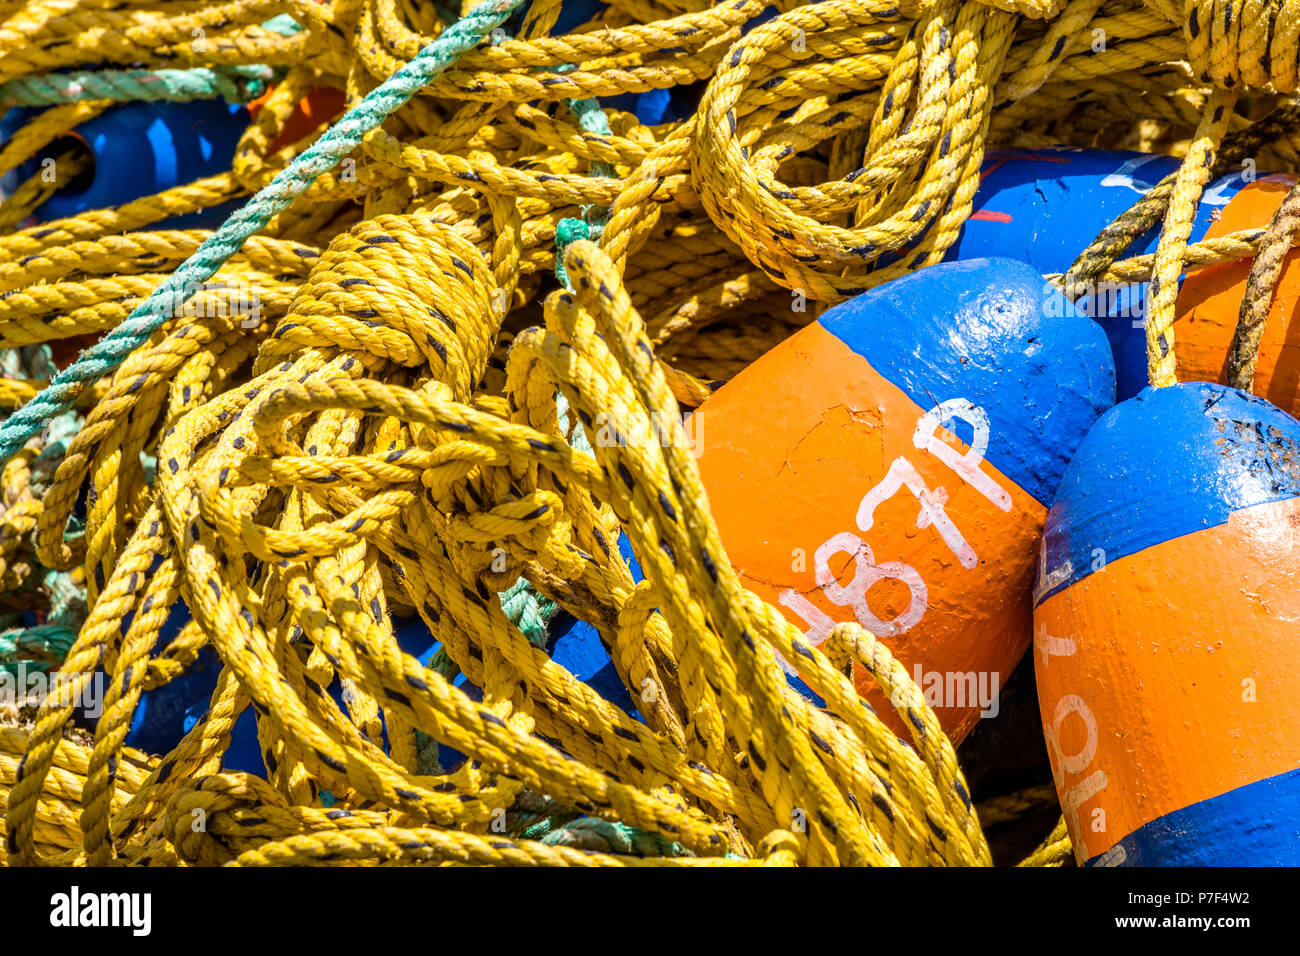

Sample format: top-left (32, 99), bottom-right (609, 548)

top-left (952, 148), bottom-right (1175, 273)
top-left (693, 258), bottom-right (1114, 742)
top-left (1034, 381), bottom-right (1300, 865)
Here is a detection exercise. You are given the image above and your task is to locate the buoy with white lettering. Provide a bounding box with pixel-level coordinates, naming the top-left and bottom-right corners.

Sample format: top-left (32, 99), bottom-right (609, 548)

top-left (1034, 381), bottom-right (1300, 865)
top-left (691, 257), bottom-right (1115, 742)
top-left (950, 147), bottom-right (1300, 411)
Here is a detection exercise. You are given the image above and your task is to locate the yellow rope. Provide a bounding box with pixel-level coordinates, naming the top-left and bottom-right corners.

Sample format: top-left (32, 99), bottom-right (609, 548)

top-left (2, 0), bottom-right (1299, 867)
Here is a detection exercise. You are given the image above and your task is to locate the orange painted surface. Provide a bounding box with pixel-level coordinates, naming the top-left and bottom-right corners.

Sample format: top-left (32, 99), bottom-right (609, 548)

top-left (247, 86), bottom-right (346, 153)
top-left (694, 322), bottom-right (1045, 743)
top-left (1174, 175), bottom-right (1300, 414)
top-left (1034, 496), bottom-right (1300, 862)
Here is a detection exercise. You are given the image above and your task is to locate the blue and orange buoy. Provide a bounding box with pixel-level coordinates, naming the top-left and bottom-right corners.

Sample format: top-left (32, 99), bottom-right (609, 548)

top-left (1171, 179), bottom-right (1300, 417)
top-left (689, 257), bottom-right (1115, 742)
top-left (950, 147), bottom-right (1300, 412)
top-left (1034, 381), bottom-right (1300, 865)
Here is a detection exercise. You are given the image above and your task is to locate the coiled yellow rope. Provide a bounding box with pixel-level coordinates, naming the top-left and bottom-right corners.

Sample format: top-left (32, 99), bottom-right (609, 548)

top-left (2, 0), bottom-right (1298, 867)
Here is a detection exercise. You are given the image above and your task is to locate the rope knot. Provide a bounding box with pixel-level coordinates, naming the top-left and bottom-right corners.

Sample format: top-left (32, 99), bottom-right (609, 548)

top-left (255, 214), bottom-right (499, 399)
top-left (165, 773), bottom-right (294, 865)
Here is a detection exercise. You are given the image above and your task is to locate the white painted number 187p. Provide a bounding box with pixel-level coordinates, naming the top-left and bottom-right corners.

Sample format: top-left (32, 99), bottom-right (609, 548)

top-left (778, 398), bottom-right (1012, 653)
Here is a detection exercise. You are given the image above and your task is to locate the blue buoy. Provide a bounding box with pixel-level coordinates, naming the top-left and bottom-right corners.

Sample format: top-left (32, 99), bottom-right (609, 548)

top-left (946, 147), bottom-right (1260, 401)
top-left (600, 5), bottom-right (779, 126)
top-left (0, 99), bottom-right (249, 227)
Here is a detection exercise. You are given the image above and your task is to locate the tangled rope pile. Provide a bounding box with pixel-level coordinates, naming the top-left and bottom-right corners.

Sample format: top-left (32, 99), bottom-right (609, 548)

top-left (0, 0), bottom-right (1297, 867)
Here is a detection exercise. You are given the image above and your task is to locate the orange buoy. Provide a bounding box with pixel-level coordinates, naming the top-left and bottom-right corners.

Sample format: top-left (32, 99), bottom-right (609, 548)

top-left (692, 257), bottom-right (1115, 742)
top-left (246, 85), bottom-right (346, 153)
top-left (1034, 381), bottom-right (1300, 865)
top-left (1174, 177), bottom-right (1300, 414)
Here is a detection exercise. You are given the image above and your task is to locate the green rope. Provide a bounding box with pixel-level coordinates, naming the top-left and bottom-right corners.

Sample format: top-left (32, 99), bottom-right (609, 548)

top-left (553, 85), bottom-right (617, 288)
top-left (0, 17), bottom-right (297, 107)
top-left (539, 816), bottom-right (691, 857)
top-left (0, 0), bottom-right (528, 468)
top-left (423, 574), bottom-right (557, 685)
top-left (556, 392), bottom-right (592, 454)
top-left (414, 728), bottom-right (443, 775)
top-left (554, 217), bottom-right (599, 288)
top-left (0, 65), bottom-right (280, 107)
top-left (0, 625), bottom-right (76, 674)
top-left (41, 568), bottom-right (87, 633)
top-left (260, 13), bottom-right (303, 37)
top-left (565, 95), bottom-right (616, 180)
top-left (499, 577), bottom-right (558, 647)
top-left (0, 347), bottom-right (86, 656)
top-left (509, 792), bottom-right (576, 837)
top-left (518, 809), bottom-right (581, 841)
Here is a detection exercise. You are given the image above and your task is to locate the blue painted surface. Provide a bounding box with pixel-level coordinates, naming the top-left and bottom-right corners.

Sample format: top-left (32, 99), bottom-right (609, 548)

top-left (0, 100), bottom-right (248, 227)
top-left (124, 601), bottom-right (216, 756)
top-left (188, 694), bottom-right (263, 775)
top-left (817, 257), bottom-right (1116, 506)
top-left (947, 148), bottom-right (1256, 401)
top-left (547, 532), bottom-right (642, 718)
top-left (547, 611), bottom-right (638, 714)
top-left (1088, 765), bottom-right (1300, 866)
top-left (950, 148), bottom-right (1176, 273)
top-left (552, 0), bottom-right (605, 34)
top-left (1088, 296), bottom-right (1152, 405)
top-left (603, 86), bottom-right (698, 127)
top-left (1037, 381), bottom-right (1300, 604)
top-left (948, 147), bottom-right (1245, 274)
top-left (125, 599), bottom-right (447, 775)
